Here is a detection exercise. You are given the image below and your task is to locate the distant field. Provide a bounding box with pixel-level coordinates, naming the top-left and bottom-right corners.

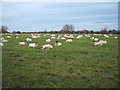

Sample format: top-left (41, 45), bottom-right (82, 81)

top-left (2, 34), bottom-right (118, 88)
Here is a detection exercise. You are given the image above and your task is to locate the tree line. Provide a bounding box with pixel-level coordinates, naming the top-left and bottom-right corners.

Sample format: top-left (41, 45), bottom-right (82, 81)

top-left (0, 25), bottom-right (119, 34)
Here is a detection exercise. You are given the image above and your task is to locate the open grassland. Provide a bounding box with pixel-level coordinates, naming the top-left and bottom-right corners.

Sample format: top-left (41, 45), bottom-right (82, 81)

top-left (2, 34), bottom-right (118, 88)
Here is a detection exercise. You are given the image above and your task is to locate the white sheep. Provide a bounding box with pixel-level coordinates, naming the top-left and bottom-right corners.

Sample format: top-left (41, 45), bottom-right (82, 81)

top-left (15, 36), bottom-right (19, 38)
top-left (1, 40), bottom-right (8, 43)
top-left (66, 39), bottom-right (73, 42)
top-left (7, 36), bottom-right (11, 38)
top-left (32, 35), bottom-right (37, 38)
top-left (26, 38), bottom-right (32, 41)
top-left (57, 35), bottom-right (62, 39)
top-left (29, 43), bottom-right (38, 48)
top-left (41, 44), bottom-right (53, 50)
top-left (55, 41), bottom-right (62, 46)
top-left (76, 35), bottom-right (83, 39)
top-left (51, 34), bottom-right (56, 37)
top-left (0, 43), bottom-right (4, 46)
top-left (90, 37), bottom-right (95, 39)
top-left (93, 42), bottom-right (103, 46)
top-left (0, 38), bottom-right (5, 41)
top-left (104, 34), bottom-right (109, 38)
top-left (99, 40), bottom-right (107, 44)
top-left (46, 38), bottom-right (51, 42)
top-left (51, 36), bottom-right (56, 39)
top-left (114, 37), bottom-right (117, 39)
top-left (93, 40), bottom-right (107, 46)
top-left (61, 37), bottom-right (66, 40)
top-left (93, 38), bottom-right (100, 42)
top-left (19, 42), bottom-right (26, 46)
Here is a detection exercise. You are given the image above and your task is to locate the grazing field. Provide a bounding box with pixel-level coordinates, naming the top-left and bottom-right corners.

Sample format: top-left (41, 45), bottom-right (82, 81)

top-left (2, 34), bottom-right (118, 88)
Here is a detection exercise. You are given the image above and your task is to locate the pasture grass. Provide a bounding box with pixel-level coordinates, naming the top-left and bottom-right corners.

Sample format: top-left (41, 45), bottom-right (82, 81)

top-left (2, 34), bottom-right (118, 88)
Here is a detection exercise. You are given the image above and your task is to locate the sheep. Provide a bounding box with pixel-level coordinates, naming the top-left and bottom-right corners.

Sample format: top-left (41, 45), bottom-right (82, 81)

top-left (37, 35), bottom-right (40, 38)
top-left (93, 38), bottom-right (100, 42)
top-left (41, 44), bottom-right (53, 50)
top-left (93, 42), bottom-right (103, 46)
top-left (29, 43), bottom-right (38, 48)
top-left (90, 37), bottom-right (95, 39)
top-left (51, 36), bottom-right (56, 39)
top-left (7, 36), bottom-right (11, 38)
top-left (85, 34), bottom-right (90, 37)
top-left (51, 34), bottom-right (56, 37)
top-left (15, 36), bottom-right (19, 38)
top-left (57, 35), bottom-right (62, 39)
top-left (55, 41), bottom-right (62, 46)
top-left (76, 35), bottom-right (83, 39)
top-left (99, 40), bottom-right (107, 44)
top-left (61, 37), bottom-right (66, 40)
top-left (32, 35), bottom-right (37, 38)
top-left (114, 37), bottom-right (117, 39)
top-left (66, 39), bottom-right (73, 42)
top-left (93, 40), bottom-right (107, 46)
top-left (46, 38), bottom-right (51, 42)
top-left (64, 34), bottom-right (74, 38)
top-left (19, 42), bottom-right (26, 46)
top-left (1, 40), bottom-right (8, 43)
top-left (0, 37), bottom-right (5, 41)
top-left (25, 38), bottom-right (32, 41)
top-left (0, 42), bottom-right (4, 46)
top-left (104, 34), bottom-right (109, 38)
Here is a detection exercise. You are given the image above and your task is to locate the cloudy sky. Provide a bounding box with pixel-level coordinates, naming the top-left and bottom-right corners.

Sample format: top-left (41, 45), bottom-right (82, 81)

top-left (2, 2), bottom-right (118, 32)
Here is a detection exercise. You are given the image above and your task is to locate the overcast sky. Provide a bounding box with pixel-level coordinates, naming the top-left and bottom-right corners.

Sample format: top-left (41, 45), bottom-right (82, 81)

top-left (2, 2), bottom-right (118, 32)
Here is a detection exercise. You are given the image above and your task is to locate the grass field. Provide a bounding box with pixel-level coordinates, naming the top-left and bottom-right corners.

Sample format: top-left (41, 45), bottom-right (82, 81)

top-left (2, 34), bottom-right (118, 88)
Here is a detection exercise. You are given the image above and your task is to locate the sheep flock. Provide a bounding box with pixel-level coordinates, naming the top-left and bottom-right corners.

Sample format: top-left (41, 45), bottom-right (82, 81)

top-left (0, 33), bottom-right (118, 50)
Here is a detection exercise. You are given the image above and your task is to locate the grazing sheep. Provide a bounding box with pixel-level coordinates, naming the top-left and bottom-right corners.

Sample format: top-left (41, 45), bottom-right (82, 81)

top-left (26, 38), bottom-right (32, 41)
top-left (41, 44), bottom-right (53, 50)
top-left (0, 38), bottom-right (5, 41)
top-left (32, 35), bottom-right (37, 38)
top-left (76, 35), bottom-right (83, 39)
top-left (51, 34), bottom-right (56, 37)
top-left (57, 35), bottom-right (62, 39)
top-left (15, 36), bottom-right (19, 38)
top-left (55, 41), bottom-right (62, 46)
top-left (90, 37), bottom-right (95, 39)
top-left (93, 42), bottom-right (103, 46)
top-left (93, 38), bottom-right (100, 42)
top-left (114, 37), bottom-right (117, 39)
top-left (1, 40), bottom-right (8, 43)
top-left (99, 40), bottom-right (107, 44)
top-left (104, 34), bottom-right (109, 38)
top-left (19, 42), bottom-right (26, 46)
top-left (61, 37), bottom-right (66, 39)
top-left (64, 34), bottom-right (74, 38)
top-left (7, 36), bottom-right (11, 39)
top-left (29, 43), bottom-right (38, 48)
top-left (46, 38), bottom-right (51, 42)
top-left (66, 39), bottom-right (73, 42)
top-left (51, 36), bottom-right (56, 39)
top-left (0, 42), bottom-right (4, 46)
top-left (93, 40), bottom-right (107, 46)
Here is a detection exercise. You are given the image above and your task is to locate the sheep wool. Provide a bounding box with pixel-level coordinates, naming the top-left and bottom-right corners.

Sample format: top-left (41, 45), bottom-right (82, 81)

top-left (19, 42), bottom-right (26, 46)
top-left (29, 43), bottom-right (38, 48)
top-left (66, 39), bottom-right (73, 42)
top-left (41, 44), bottom-right (53, 50)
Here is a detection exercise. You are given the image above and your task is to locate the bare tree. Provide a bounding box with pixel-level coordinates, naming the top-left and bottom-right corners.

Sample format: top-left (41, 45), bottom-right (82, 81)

top-left (1, 25), bottom-right (9, 33)
top-left (61, 24), bottom-right (74, 33)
